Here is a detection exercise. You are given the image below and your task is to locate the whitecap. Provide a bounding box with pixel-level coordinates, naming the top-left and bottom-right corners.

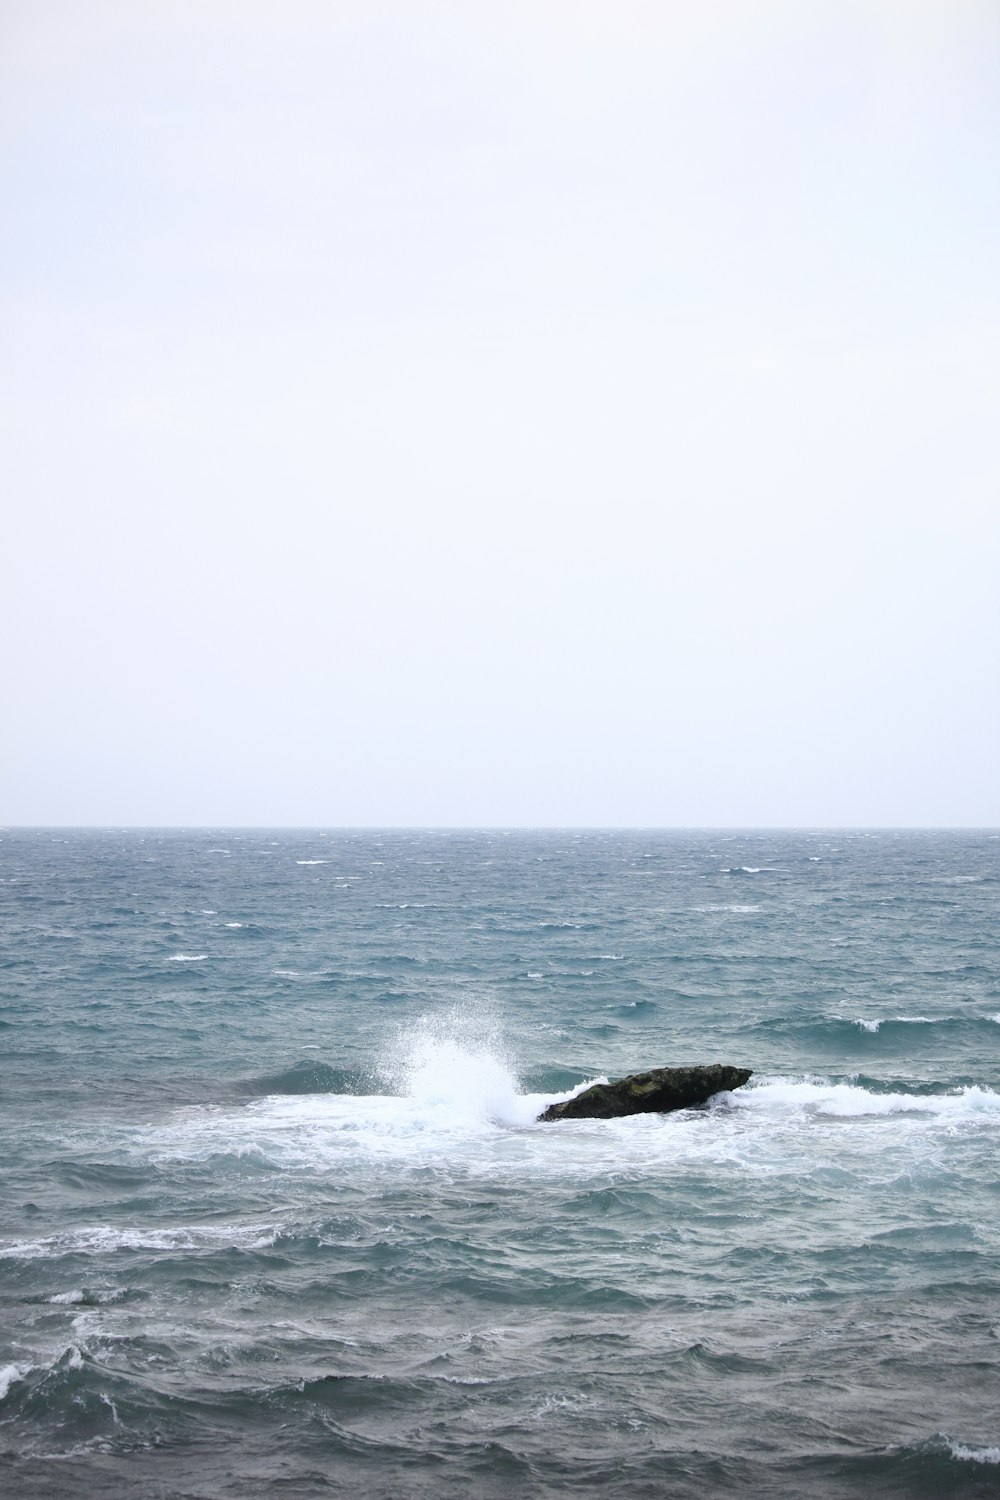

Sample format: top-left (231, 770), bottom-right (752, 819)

top-left (0, 1348), bottom-right (85, 1405)
top-left (947, 1441), bottom-right (1000, 1464)
top-left (100, 1392), bottom-right (122, 1425)
top-left (48, 1290), bottom-right (85, 1304)
top-left (224, 922), bottom-right (244, 928)
top-left (1, 1223), bottom-right (279, 1261)
top-left (854, 1016), bottom-right (944, 1032)
top-left (295, 860), bottom-right (327, 866)
top-left (0, 1363), bottom-right (29, 1401)
top-left (731, 1077), bottom-right (1000, 1121)
top-left (694, 904), bottom-right (762, 914)
top-left (166, 954), bottom-right (208, 962)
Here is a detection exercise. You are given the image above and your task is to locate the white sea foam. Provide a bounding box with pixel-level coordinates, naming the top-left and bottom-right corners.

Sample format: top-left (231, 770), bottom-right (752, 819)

top-left (133, 1010), bottom-right (608, 1175)
top-left (48, 1289), bottom-right (85, 1304)
top-left (854, 1015), bottom-right (943, 1032)
top-left (224, 922), bottom-right (244, 928)
top-left (100, 1392), bottom-right (122, 1425)
top-left (694, 904), bottom-right (761, 913)
top-left (167, 954), bottom-right (208, 962)
top-left (64, 1011), bottom-right (1000, 1190)
top-left (0, 1346), bottom-right (92, 1403)
top-left (947, 1441), bottom-right (1000, 1464)
top-left (0, 1363), bottom-right (29, 1401)
top-left (296, 860), bottom-right (327, 866)
top-left (732, 1078), bottom-right (1000, 1121)
top-left (1, 1223), bottom-right (278, 1261)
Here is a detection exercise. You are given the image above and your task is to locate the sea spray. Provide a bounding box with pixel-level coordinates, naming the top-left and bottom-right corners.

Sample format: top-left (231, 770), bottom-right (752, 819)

top-left (378, 1002), bottom-right (539, 1127)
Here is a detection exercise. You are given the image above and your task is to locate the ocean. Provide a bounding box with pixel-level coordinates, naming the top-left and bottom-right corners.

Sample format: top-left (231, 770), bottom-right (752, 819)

top-left (1, 828), bottom-right (998, 1498)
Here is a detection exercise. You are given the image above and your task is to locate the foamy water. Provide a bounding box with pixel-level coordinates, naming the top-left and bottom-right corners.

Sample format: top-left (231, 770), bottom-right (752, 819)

top-left (2, 828), bottom-right (998, 1500)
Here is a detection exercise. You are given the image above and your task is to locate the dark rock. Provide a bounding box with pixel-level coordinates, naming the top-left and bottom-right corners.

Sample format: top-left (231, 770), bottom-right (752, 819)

top-left (538, 1064), bottom-right (752, 1122)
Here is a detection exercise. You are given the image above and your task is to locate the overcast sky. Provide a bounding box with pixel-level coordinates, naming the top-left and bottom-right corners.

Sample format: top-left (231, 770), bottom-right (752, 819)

top-left (2, 0), bottom-right (998, 826)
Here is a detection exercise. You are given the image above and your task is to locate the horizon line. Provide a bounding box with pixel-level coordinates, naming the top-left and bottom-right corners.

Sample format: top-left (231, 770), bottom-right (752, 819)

top-left (3, 824), bottom-right (998, 834)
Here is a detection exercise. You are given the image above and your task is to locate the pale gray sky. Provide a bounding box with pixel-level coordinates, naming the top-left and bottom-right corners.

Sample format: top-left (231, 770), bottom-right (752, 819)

top-left (2, 0), bottom-right (998, 826)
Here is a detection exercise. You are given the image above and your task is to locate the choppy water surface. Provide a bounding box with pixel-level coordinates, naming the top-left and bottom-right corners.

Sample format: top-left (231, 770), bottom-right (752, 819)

top-left (1, 829), bottom-right (998, 1497)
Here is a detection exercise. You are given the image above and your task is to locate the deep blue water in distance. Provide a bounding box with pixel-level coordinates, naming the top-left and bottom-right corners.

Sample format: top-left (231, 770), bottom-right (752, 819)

top-left (1, 828), bottom-right (999, 1498)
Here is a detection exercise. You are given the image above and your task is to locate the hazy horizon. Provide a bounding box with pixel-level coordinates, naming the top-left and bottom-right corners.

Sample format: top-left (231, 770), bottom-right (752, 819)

top-left (3, 1), bottom-right (998, 828)
top-left (4, 823), bottom-right (997, 832)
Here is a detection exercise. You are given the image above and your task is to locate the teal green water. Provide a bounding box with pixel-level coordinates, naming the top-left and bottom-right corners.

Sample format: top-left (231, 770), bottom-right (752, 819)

top-left (1, 829), bottom-right (999, 1497)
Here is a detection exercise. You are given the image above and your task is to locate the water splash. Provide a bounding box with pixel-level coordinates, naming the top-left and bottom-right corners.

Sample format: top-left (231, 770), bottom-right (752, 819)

top-left (379, 1004), bottom-right (535, 1127)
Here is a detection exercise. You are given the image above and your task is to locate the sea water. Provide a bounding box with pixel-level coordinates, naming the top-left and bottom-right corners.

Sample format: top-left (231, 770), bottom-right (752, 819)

top-left (1, 828), bottom-right (998, 1498)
